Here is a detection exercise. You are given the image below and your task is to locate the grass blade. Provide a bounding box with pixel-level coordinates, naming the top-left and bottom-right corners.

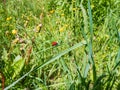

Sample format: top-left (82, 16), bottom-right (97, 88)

top-left (113, 48), bottom-right (120, 70)
top-left (88, 0), bottom-right (96, 82)
top-left (84, 63), bottom-right (90, 78)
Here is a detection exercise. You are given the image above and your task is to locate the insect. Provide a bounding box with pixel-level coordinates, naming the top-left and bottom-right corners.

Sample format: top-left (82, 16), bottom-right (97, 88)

top-left (52, 42), bottom-right (58, 46)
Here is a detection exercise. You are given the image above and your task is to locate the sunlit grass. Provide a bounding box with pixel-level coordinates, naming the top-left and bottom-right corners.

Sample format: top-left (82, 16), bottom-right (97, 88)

top-left (0, 0), bottom-right (120, 89)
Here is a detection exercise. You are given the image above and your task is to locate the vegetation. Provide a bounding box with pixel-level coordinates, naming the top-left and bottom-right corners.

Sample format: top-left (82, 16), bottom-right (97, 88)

top-left (0, 0), bottom-right (120, 89)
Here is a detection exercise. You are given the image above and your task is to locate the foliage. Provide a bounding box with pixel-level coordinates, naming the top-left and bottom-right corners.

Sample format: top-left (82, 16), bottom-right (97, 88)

top-left (0, 0), bottom-right (120, 89)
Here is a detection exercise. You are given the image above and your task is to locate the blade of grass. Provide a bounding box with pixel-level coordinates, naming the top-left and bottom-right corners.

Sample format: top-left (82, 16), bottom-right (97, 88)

top-left (60, 58), bottom-right (73, 82)
top-left (113, 48), bottom-right (120, 70)
top-left (83, 63), bottom-right (90, 78)
top-left (80, 0), bottom-right (88, 34)
top-left (80, 1), bottom-right (90, 80)
top-left (74, 55), bottom-right (89, 90)
top-left (87, 0), bottom-right (96, 82)
top-left (110, 76), bottom-right (117, 90)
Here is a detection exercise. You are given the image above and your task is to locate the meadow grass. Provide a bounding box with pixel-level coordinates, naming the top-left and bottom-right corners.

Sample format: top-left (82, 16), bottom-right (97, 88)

top-left (0, 0), bottom-right (120, 90)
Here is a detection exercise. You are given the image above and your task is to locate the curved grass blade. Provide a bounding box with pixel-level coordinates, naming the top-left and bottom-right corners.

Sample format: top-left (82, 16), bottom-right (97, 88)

top-left (4, 40), bottom-right (87, 90)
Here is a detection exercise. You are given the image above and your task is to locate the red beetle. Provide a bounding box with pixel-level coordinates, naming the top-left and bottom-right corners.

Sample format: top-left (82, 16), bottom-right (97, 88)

top-left (52, 41), bottom-right (58, 46)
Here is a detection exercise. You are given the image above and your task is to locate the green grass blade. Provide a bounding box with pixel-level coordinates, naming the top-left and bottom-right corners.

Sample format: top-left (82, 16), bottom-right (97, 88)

top-left (88, 0), bottom-right (93, 39)
top-left (113, 48), bottom-right (120, 70)
top-left (83, 63), bottom-right (90, 78)
top-left (88, 0), bottom-right (96, 82)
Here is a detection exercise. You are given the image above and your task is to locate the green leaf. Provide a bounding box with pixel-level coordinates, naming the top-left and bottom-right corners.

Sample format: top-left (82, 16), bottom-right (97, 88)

top-left (1, 48), bottom-right (8, 61)
top-left (12, 55), bottom-right (25, 79)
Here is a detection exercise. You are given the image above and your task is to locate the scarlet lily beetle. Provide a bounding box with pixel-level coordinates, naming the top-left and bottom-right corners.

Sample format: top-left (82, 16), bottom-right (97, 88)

top-left (52, 42), bottom-right (58, 46)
